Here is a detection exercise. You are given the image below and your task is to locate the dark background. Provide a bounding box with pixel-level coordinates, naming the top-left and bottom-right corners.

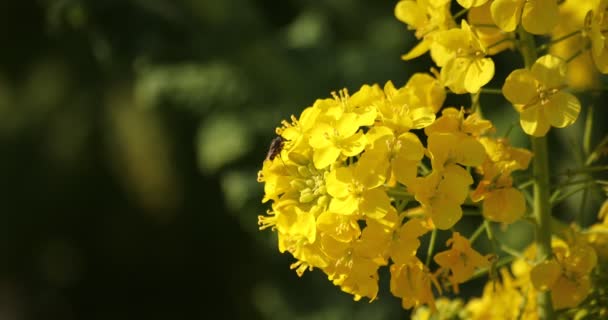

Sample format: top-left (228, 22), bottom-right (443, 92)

top-left (0, 0), bottom-right (605, 319)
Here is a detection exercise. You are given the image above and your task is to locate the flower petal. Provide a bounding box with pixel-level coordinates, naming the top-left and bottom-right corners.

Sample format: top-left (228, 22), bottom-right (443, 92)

top-left (531, 55), bottom-right (567, 89)
top-left (530, 259), bottom-right (561, 291)
top-left (464, 57), bottom-right (495, 93)
top-left (502, 69), bottom-right (538, 105)
top-left (491, 0), bottom-right (524, 32)
top-left (482, 188), bottom-right (526, 223)
top-left (522, 0), bottom-right (559, 35)
top-left (395, 0), bottom-right (426, 28)
top-left (544, 92), bottom-right (580, 128)
top-left (520, 105), bottom-right (551, 137)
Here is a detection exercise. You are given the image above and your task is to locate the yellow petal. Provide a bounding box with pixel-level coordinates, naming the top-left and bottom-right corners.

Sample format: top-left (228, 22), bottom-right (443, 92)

top-left (455, 136), bottom-right (487, 167)
top-left (393, 159), bottom-right (419, 187)
top-left (564, 244), bottom-right (598, 275)
top-left (313, 146), bottom-right (341, 169)
top-left (482, 188), bottom-right (526, 223)
top-left (431, 29), bottom-right (468, 67)
top-left (395, 0), bottom-right (427, 28)
top-left (520, 105), bottom-right (551, 137)
top-left (544, 92), bottom-right (580, 128)
top-left (464, 57), bottom-right (495, 93)
top-left (491, 0), bottom-right (524, 32)
top-left (439, 164), bottom-right (474, 204)
top-left (551, 275), bottom-right (592, 309)
top-left (309, 122), bottom-right (334, 148)
top-left (410, 107), bottom-right (437, 129)
top-left (340, 131), bottom-right (367, 156)
top-left (406, 73), bottom-right (446, 113)
top-left (360, 188), bottom-right (391, 220)
top-left (522, 0), bottom-right (559, 35)
top-left (441, 58), bottom-right (469, 94)
top-left (397, 132), bottom-right (425, 160)
top-left (530, 259), bottom-right (561, 290)
top-left (430, 196), bottom-right (463, 230)
top-left (335, 113), bottom-right (361, 137)
top-left (502, 69), bottom-right (538, 105)
top-left (402, 39), bottom-right (431, 60)
top-left (326, 167), bottom-right (352, 199)
top-left (316, 211), bottom-right (360, 242)
top-left (457, 0), bottom-right (490, 8)
top-left (531, 55), bottom-right (567, 89)
top-left (329, 196), bottom-right (358, 215)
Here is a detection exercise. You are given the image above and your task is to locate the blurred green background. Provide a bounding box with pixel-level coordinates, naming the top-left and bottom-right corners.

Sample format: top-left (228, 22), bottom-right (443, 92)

top-left (0, 0), bottom-right (605, 319)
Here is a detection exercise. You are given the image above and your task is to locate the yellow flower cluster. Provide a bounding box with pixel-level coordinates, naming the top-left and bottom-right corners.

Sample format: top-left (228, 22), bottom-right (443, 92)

top-left (464, 235), bottom-right (599, 319)
top-left (258, 74), bottom-right (531, 307)
top-left (395, 0), bottom-right (607, 137)
top-left (257, 0), bottom-right (608, 317)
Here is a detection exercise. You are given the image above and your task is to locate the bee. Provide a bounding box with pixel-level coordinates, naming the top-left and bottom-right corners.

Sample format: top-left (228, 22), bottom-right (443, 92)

top-left (265, 136), bottom-right (285, 161)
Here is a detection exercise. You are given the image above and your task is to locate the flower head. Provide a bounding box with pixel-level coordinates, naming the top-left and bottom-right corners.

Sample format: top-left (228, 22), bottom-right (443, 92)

top-left (431, 20), bottom-right (495, 93)
top-left (434, 232), bottom-right (491, 285)
top-left (502, 54), bottom-right (581, 136)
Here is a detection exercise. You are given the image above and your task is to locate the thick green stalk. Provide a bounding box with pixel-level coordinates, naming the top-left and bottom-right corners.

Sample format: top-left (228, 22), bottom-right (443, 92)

top-left (517, 26), bottom-right (555, 320)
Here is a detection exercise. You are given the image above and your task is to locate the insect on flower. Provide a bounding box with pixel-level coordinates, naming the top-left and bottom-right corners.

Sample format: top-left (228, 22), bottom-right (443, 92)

top-left (265, 136), bottom-right (285, 161)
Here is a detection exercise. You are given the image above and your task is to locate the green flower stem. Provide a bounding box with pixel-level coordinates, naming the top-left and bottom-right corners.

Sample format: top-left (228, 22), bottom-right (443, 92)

top-left (425, 229), bottom-right (437, 267)
top-left (453, 7), bottom-right (469, 20)
top-left (536, 29), bottom-right (582, 52)
top-left (386, 187), bottom-right (410, 198)
top-left (518, 26), bottom-right (555, 320)
top-left (479, 88), bottom-right (503, 94)
top-left (555, 165), bottom-right (608, 176)
top-left (469, 256), bottom-right (514, 281)
top-left (469, 221), bottom-right (486, 245)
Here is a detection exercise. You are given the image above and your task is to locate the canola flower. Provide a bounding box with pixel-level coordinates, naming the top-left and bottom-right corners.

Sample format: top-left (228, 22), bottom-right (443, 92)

top-left (258, 0), bottom-right (608, 318)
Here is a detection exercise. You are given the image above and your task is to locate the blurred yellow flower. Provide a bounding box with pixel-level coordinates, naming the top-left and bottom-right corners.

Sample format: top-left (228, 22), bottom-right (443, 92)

top-left (491, 0), bottom-right (559, 34)
top-left (589, 0), bottom-right (608, 73)
top-left (434, 232), bottom-right (491, 284)
top-left (390, 258), bottom-right (439, 310)
top-left (530, 239), bottom-right (597, 309)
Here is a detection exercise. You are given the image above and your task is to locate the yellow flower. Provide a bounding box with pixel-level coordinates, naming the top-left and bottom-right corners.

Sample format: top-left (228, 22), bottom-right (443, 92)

top-left (389, 218), bottom-right (431, 265)
top-left (412, 298), bottom-right (466, 320)
top-left (316, 211), bottom-right (361, 243)
top-left (320, 233), bottom-right (383, 301)
top-left (374, 80), bottom-right (436, 135)
top-left (404, 73), bottom-right (446, 113)
top-left (530, 239), bottom-right (597, 309)
top-left (471, 137), bottom-right (532, 223)
top-left (425, 107), bottom-right (494, 137)
top-left (395, 0), bottom-right (454, 60)
top-left (426, 132), bottom-right (487, 170)
top-left (366, 126), bottom-right (425, 187)
top-left (551, 0), bottom-right (599, 88)
top-left (434, 232), bottom-right (491, 284)
top-left (589, 0), bottom-right (608, 73)
top-left (586, 222), bottom-right (608, 261)
top-left (309, 112), bottom-right (368, 169)
top-left (409, 164), bottom-right (474, 229)
top-left (307, 87), bottom-right (377, 169)
top-left (491, 0), bottom-right (559, 35)
top-left (325, 148), bottom-right (391, 220)
top-left (390, 258), bottom-right (439, 310)
top-left (430, 20), bottom-right (495, 94)
top-left (465, 268), bottom-right (535, 319)
top-left (502, 54), bottom-right (581, 137)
